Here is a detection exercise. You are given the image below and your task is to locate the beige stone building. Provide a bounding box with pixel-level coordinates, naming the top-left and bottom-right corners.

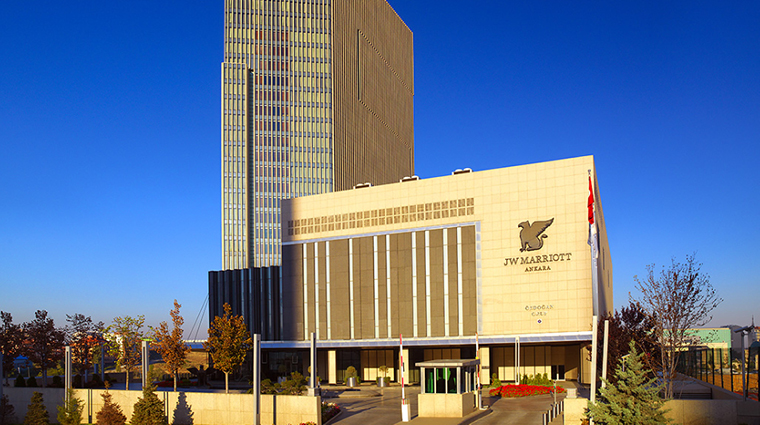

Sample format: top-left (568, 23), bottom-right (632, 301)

top-left (243, 155), bottom-right (612, 385)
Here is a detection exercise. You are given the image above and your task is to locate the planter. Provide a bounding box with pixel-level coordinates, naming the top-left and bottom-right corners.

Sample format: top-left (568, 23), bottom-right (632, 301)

top-left (346, 377), bottom-right (358, 387)
top-left (377, 377), bottom-right (389, 387)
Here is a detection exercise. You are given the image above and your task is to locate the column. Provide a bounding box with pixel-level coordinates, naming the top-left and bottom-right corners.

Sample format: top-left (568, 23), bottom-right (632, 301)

top-left (328, 350), bottom-right (337, 384)
top-left (481, 347), bottom-right (491, 386)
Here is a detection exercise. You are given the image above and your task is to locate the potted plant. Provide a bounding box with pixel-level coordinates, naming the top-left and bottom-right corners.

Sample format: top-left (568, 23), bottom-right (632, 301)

top-left (346, 366), bottom-right (358, 387)
top-left (377, 365), bottom-right (389, 387)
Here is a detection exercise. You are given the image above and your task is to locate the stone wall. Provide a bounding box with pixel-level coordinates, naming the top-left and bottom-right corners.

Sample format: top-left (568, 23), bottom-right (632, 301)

top-left (3, 387), bottom-right (321, 425)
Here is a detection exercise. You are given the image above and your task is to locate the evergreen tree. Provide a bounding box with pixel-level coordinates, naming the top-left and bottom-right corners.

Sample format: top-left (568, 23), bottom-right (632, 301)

top-left (129, 384), bottom-right (167, 425)
top-left (1, 394), bottom-right (17, 425)
top-left (57, 389), bottom-right (84, 425)
top-left (587, 341), bottom-right (670, 425)
top-left (23, 391), bottom-right (49, 425)
top-left (96, 388), bottom-right (127, 425)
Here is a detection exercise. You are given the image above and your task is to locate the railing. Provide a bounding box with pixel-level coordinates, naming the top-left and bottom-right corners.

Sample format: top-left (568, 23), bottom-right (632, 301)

top-left (542, 400), bottom-right (563, 425)
top-left (676, 347), bottom-right (759, 401)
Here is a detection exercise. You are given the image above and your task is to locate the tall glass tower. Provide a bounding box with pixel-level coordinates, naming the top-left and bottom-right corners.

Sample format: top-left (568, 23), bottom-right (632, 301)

top-left (221, 0), bottom-right (415, 269)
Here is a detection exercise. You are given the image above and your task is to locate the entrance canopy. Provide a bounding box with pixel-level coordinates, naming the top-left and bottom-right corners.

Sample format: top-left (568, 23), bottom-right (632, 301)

top-left (416, 359), bottom-right (480, 395)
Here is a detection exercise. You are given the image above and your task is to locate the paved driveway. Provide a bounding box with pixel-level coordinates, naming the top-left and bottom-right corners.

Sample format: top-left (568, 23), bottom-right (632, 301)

top-left (325, 385), bottom-right (419, 425)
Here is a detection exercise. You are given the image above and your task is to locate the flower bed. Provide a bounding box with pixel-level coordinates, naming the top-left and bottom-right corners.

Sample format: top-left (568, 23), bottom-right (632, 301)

top-left (489, 384), bottom-right (566, 398)
top-left (321, 401), bottom-right (341, 423)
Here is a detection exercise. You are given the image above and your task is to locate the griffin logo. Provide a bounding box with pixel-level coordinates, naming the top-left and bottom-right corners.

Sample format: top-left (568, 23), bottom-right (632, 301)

top-left (518, 218), bottom-right (554, 252)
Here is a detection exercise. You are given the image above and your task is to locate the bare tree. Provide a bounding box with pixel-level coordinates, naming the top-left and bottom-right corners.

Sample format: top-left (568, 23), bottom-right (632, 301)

top-left (106, 315), bottom-right (145, 391)
top-left (65, 314), bottom-right (105, 385)
top-left (23, 310), bottom-right (66, 387)
top-left (150, 300), bottom-right (191, 391)
top-left (0, 312), bottom-right (23, 386)
top-left (633, 254), bottom-right (722, 398)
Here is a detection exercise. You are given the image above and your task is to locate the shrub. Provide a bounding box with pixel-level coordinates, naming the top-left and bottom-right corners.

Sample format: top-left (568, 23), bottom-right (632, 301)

top-left (26, 377), bottom-right (38, 387)
top-left (51, 376), bottom-right (64, 388)
top-left (57, 389), bottom-right (84, 425)
top-left (346, 366), bottom-right (357, 378)
top-left (129, 385), bottom-right (167, 425)
top-left (15, 376), bottom-right (26, 387)
top-left (491, 373), bottom-right (501, 388)
top-left (1, 394), bottom-right (17, 425)
top-left (90, 373), bottom-right (104, 388)
top-left (72, 375), bottom-right (83, 388)
top-left (280, 372), bottom-right (307, 395)
top-left (23, 391), bottom-right (49, 425)
top-left (96, 389), bottom-right (127, 425)
top-left (260, 378), bottom-right (279, 395)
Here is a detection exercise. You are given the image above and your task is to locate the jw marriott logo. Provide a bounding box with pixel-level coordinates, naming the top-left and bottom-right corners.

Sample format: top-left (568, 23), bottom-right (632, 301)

top-left (506, 218), bottom-right (573, 272)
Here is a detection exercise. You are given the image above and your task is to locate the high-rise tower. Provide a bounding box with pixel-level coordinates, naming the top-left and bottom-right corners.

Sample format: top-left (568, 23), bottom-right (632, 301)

top-left (221, 0), bottom-right (415, 269)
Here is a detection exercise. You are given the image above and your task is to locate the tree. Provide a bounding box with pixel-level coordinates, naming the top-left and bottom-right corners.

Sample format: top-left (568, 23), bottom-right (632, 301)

top-left (129, 384), bottom-right (167, 425)
top-left (587, 341), bottom-right (670, 425)
top-left (150, 300), bottom-right (191, 392)
top-left (634, 254), bottom-right (722, 398)
top-left (66, 314), bottom-right (105, 385)
top-left (56, 389), bottom-right (84, 425)
top-left (106, 316), bottom-right (145, 391)
top-left (23, 391), bottom-right (49, 425)
top-left (23, 310), bottom-right (66, 388)
top-left (1, 394), bottom-right (17, 425)
top-left (589, 301), bottom-right (660, 384)
top-left (204, 303), bottom-right (251, 394)
top-left (95, 385), bottom-right (127, 425)
top-left (0, 311), bottom-right (23, 386)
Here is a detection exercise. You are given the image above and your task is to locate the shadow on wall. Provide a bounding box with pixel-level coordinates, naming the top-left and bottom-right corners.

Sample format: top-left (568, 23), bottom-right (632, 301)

top-left (173, 392), bottom-right (194, 425)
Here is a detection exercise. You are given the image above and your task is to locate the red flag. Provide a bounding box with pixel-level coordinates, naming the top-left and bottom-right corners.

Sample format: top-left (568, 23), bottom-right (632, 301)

top-left (587, 176), bottom-right (595, 225)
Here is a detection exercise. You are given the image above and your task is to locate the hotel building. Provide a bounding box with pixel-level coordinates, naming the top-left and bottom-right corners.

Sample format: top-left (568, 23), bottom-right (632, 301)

top-left (210, 156), bottom-right (612, 385)
top-left (221, 0), bottom-right (415, 269)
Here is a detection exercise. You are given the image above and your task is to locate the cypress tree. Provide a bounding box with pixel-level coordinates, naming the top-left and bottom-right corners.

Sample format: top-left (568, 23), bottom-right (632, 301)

top-left (23, 391), bottom-right (49, 425)
top-left (129, 385), bottom-right (167, 425)
top-left (587, 341), bottom-right (670, 425)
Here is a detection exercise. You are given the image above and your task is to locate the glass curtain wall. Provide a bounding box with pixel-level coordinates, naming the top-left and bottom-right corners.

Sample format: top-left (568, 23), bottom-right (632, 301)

top-left (223, 0), bottom-right (334, 269)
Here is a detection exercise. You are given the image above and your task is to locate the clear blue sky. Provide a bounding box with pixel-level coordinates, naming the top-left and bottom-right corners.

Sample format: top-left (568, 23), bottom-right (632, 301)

top-left (1, 1), bottom-right (758, 335)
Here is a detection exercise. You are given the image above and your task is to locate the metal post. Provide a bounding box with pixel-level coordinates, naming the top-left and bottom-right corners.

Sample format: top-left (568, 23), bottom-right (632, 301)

top-left (100, 343), bottom-right (105, 382)
top-left (516, 336), bottom-right (520, 384)
top-left (308, 332), bottom-right (317, 396)
top-left (65, 346), bottom-right (72, 399)
top-left (141, 340), bottom-right (149, 389)
top-left (476, 332), bottom-right (482, 409)
top-left (252, 334), bottom-right (260, 425)
top-left (400, 334), bottom-right (409, 422)
top-left (741, 334), bottom-right (747, 401)
top-left (590, 316), bottom-right (598, 425)
top-left (601, 320), bottom-right (609, 388)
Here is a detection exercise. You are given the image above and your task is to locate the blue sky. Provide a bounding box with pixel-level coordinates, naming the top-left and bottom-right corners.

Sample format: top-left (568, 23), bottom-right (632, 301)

top-left (1, 1), bottom-right (758, 334)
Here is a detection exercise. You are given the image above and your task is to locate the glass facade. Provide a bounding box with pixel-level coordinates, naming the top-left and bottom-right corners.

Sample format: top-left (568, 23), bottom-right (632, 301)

top-left (223, 0), bottom-right (335, 268)
top-left (221, 0), bottom-right (415, 270)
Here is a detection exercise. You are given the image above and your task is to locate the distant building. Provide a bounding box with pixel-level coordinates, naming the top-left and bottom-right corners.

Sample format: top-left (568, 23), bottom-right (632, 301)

top-left (210, 156), bottom-right (612, 385)
top-left (220, 0), bottom-right (415, 269)
top-left (683, 328), bottom-right (731, 351)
